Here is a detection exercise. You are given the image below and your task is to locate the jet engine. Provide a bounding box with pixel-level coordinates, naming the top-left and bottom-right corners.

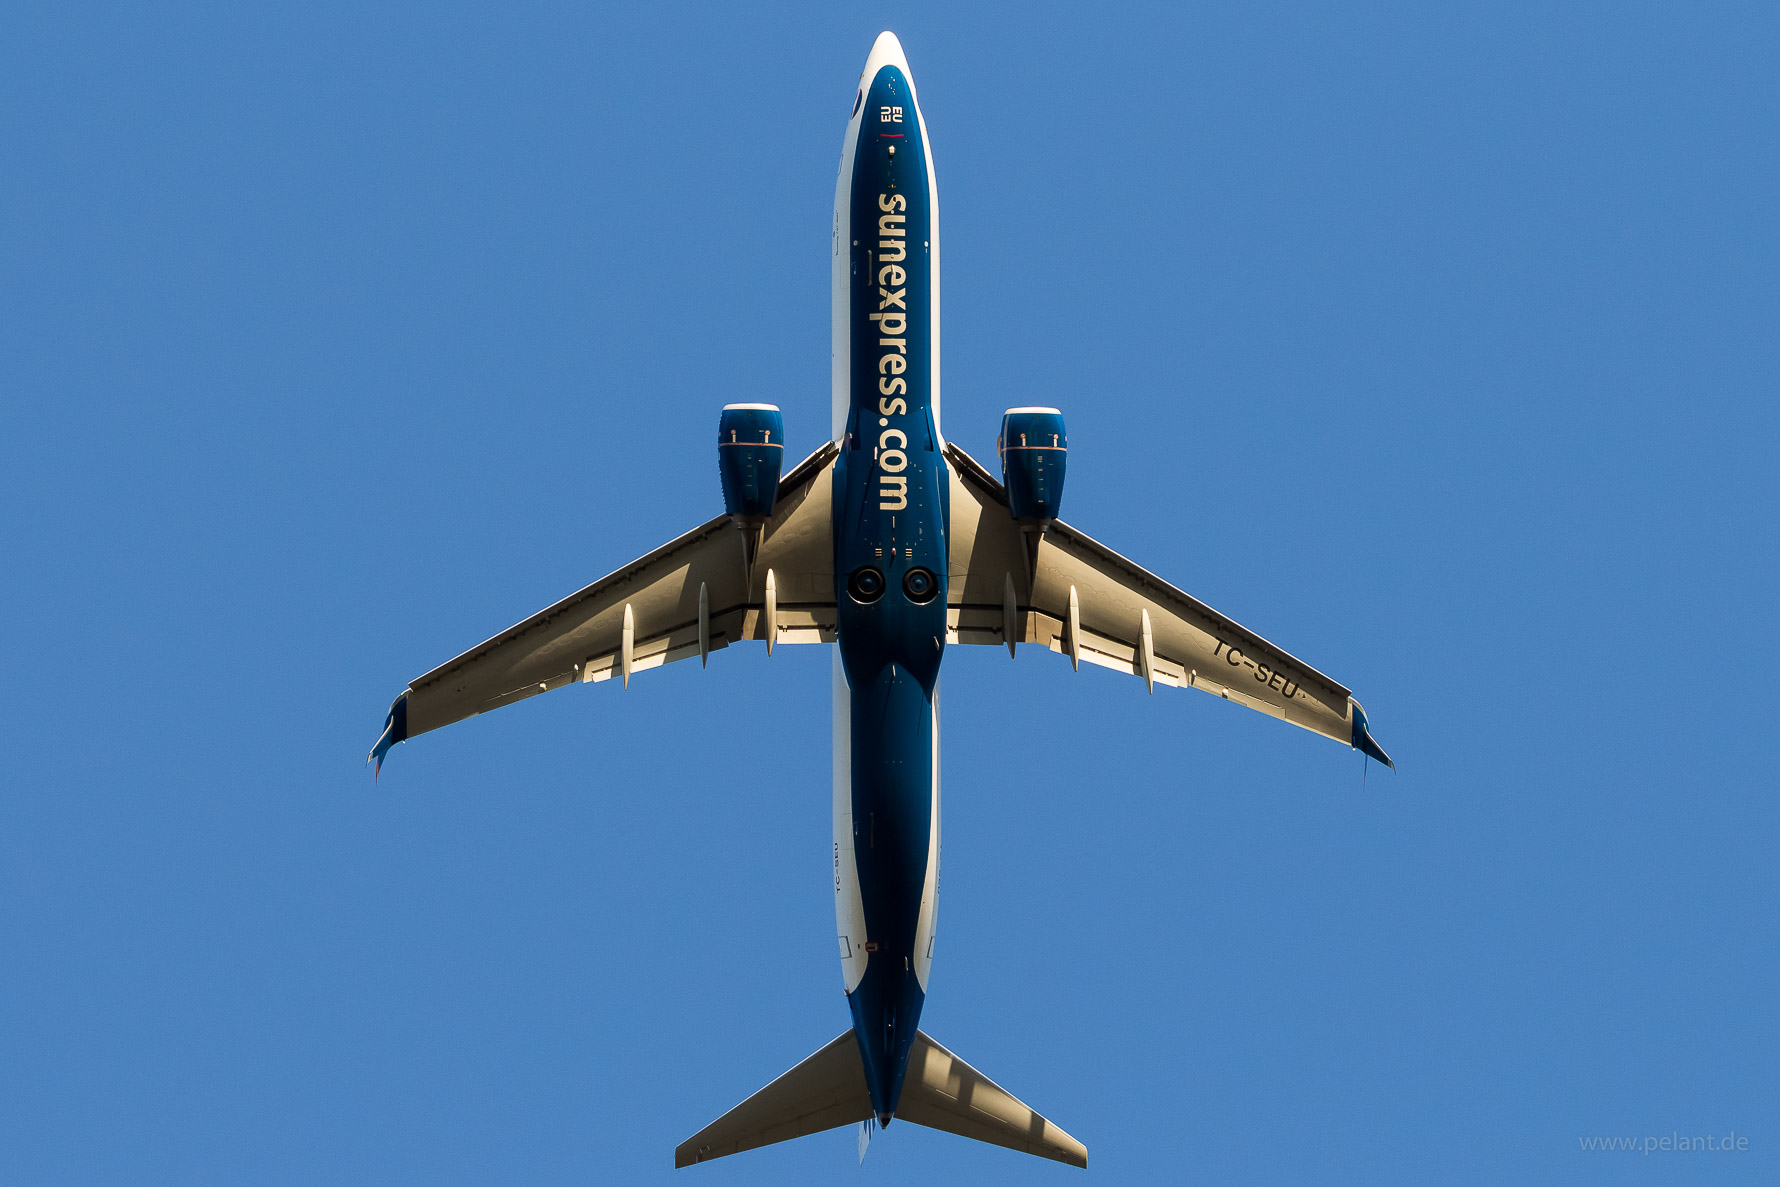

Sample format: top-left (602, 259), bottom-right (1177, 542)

top-left (998, 406), bottom-right (1066, 523)
top-left (719, 403), bottom-right (785, 584)
top-left (718, 403), bottom-right (785, 518)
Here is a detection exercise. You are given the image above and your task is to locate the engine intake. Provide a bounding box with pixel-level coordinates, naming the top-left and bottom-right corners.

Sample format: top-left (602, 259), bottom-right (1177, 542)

top-left (718, 403), bottom-right (785, 519)
top-left (998, 407), bottom-right (1067, 522)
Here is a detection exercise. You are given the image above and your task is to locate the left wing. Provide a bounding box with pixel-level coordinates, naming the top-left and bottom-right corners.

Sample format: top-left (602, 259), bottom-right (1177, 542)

top-left (943, 443), bottom-right (1392, 765)
top-left (370, 442), bottom-right (839, 771)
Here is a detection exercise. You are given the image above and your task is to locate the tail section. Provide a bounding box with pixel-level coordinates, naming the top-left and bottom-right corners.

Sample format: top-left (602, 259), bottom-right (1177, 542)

top-left (674, 1032), bottom-right (871, 1167)
top-left (674, 1029), bottom-right (1085, 1169)
top-left (899, 1031), bottom-right (1087, 1168)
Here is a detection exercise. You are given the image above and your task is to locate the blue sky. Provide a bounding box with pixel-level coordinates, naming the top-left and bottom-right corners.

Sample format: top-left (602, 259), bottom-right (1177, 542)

top-left (3, 3), bottom-right (1775, 1183)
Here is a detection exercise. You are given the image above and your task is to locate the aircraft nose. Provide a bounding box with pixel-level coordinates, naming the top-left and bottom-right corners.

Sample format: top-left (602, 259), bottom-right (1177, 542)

top-left (869, 30), bottom-right (909, 70)
top-left (857, 30), bottom-right (913, 97)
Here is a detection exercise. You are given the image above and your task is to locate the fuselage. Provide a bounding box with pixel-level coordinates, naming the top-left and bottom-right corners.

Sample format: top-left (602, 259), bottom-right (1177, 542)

top-left (830, 33), bottom-right (945, 1124)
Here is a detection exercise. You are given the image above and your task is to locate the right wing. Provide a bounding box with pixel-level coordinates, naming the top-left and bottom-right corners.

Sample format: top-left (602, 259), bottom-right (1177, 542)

top-left (943, 442), bottom-right (1391, 765)
top-left (370, 442), bottom-right (839, 770)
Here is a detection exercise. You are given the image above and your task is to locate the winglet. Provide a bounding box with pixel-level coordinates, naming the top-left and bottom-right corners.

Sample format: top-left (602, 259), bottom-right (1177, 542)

top-left (1349, 699), bottom-right (1394, 770)
top-left (368, 691), bottom-right (409, 779)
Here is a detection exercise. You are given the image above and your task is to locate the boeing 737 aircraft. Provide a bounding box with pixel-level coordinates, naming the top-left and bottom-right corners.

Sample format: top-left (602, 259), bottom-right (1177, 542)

top-left (369, 32), bottom-right (1392, 1170)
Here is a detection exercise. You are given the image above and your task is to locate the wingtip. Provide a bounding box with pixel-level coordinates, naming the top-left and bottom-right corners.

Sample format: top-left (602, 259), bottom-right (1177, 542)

top-left (369, 691), bottom-right (409, 780)
top-left (1365, 734), bottom-right (1395, 770)
top-left (1356, 732), bottom-right (1393, 769)
top-left (1349, 699), bottom-right (1393, 770)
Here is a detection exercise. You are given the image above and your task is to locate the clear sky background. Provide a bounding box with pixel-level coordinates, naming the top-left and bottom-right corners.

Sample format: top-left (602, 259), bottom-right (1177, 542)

top-left (4, 3), bottom-right (1775, 1184)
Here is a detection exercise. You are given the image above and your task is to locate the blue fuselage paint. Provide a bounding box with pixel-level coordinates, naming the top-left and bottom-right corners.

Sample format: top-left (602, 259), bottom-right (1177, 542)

top-left (834, 61), bottom-right (947, 1121)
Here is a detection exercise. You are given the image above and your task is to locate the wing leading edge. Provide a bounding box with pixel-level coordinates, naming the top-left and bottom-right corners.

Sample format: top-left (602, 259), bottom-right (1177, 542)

top-left (370, 442), bottom-right (840, 772)
top-left (943, 442), bottom-right (1392, 766)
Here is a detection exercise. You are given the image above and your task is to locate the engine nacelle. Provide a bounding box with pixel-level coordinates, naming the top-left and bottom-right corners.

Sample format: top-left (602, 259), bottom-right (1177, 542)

top-left (718, 403), bottom-right (785, 519)
top-left (998, 407), bottom-right (1067, 522)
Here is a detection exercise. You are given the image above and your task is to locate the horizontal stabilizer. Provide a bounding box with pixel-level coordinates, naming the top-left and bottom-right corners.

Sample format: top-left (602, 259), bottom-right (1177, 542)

top-left (674, 1031), bottom-right (872, 1167)
top-left (898, 1031), bottom-right (1087, 1168)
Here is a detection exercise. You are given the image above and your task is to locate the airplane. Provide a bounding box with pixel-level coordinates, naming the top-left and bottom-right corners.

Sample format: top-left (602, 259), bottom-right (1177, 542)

top-left (368, 30), bottom-right (1393, 1171)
